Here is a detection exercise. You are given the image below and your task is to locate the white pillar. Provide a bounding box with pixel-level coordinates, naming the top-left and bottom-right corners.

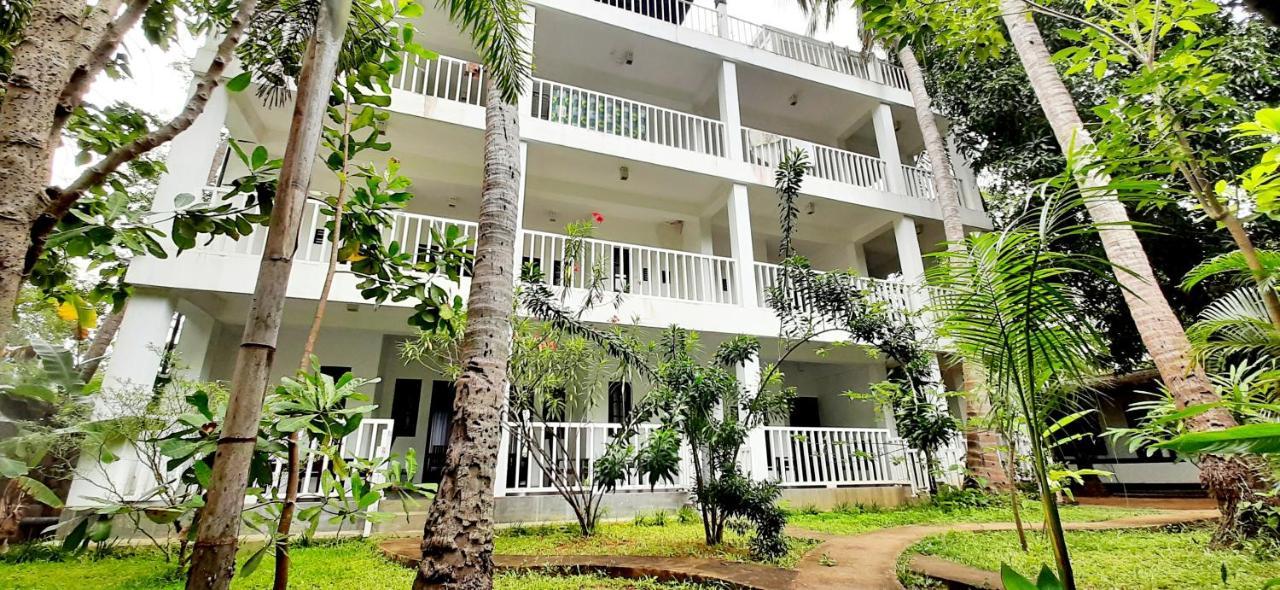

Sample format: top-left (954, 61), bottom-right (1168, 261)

top-left (173, 300), bottom-right (217, 382)
top-left (698, 214), bottom-right (715, 255)
top-left (511, 141), bottom-right (529, 272)
top-left (725, 184), bottom-right (757, 307)
top-left (148, 86), bottom-right (229, 236)
top-left (892, 215), bottom-right (925, 283)
top-left (947, 134), bottom-right (981, 210)
top-left (737, 359), bottom-right (769, 481)
top-left (718, 60), bottom-right (743, 160)
top-left (715, 0), bottom-right (729, 38)
top-left (66, 293), bottom-right (178, 507)
top-left (871, 103), bottom-right (906, 195)
top-left (848, 241), bottom-right (869, 276)
top-left (515, 6), bottom-right (536, 118)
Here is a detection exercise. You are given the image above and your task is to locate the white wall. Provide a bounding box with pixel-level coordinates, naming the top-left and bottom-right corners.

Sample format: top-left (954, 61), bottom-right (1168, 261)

top-left (775, 361), bottom-right (886, 428)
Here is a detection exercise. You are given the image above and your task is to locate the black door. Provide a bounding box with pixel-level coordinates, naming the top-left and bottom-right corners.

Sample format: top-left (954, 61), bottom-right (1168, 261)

top-left (788, 397), bottom-right (821, 427)
top-left (423, 381), bottom-right (456, 484)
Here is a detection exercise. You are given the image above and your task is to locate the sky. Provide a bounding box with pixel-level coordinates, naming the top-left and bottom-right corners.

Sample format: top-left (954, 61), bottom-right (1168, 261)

top-left (50, 0), bottom-right (860, 186)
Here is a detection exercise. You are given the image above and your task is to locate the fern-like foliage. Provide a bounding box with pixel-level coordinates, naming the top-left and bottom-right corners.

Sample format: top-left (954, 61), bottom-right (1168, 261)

top-left (1186, 287), bottom-right (1280, 364)
top-left (1182, 249), bottom-right (1280, 291)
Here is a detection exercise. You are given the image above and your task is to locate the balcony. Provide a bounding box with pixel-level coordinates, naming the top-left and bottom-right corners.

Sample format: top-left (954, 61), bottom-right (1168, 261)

top-left (195, 197), bottom-right (920, 318)
top-left (388, 52), bottom-right (951, 207)
top-left (584, 0), bottom-right (909, 90)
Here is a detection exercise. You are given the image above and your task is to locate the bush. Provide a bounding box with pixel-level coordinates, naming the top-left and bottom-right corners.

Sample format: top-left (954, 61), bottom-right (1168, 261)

top-left (931, 485), bottom-right (1000, 512)
top-left (676, 505), bottom-right (699, 524)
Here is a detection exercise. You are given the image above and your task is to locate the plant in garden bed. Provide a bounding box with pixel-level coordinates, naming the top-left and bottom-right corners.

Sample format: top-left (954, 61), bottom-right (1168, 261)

top-left (787, 498), bottom-right (1150, 537)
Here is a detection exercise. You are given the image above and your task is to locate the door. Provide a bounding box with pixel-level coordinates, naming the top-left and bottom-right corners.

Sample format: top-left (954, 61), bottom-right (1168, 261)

top-left (423, 380), bottom-right (456, 484)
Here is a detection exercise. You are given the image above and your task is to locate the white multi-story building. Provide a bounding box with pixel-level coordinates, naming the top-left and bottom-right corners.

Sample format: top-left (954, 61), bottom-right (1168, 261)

top-left (69, 0), bottom-right (995, 523)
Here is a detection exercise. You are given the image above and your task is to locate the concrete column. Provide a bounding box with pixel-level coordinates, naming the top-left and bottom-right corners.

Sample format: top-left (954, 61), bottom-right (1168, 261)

top-left (515, 6), bottom-right (536, 118)
top-left (512, 141), bottom-right (529, 273)
top-left (173, 300), bottom-right (217, 382)
top-left (947, 134), bottom-right (982, 210)
top-left (717, 60), bottom-right (743, 160)
top-left (725, 184), bottom-right (757, 307)
top-left (736, 359), bottom-right (769, 481)
top-left (148, 85), bottom-right (229, 237)
top-left (892, 215), bottom-right (925, 283)
top-left (66, 292), bottom-right (178, 507)
top-left (698, 214), bottom-right (715, 255)
top-left (715, 0), bottom-right (729, 38)
top-left (871, 103), bottom-right (906, 195)
top-left (848, 241), bottom-right (869, 276)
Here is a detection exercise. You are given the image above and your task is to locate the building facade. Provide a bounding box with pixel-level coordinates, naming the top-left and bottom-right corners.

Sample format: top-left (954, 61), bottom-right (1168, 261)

top-left (68, 0), bottom-right (997, 523)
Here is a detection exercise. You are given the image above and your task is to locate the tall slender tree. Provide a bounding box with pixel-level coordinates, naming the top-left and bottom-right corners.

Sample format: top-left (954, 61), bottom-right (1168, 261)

top-left (185, 1), bottom-right (352, 588)
top-left (794, 0), bottom-right (1007, 488)
top-left (995, 0), bottom-right (1268, 540)
top-left (411, 2), bottom-right (529, 588)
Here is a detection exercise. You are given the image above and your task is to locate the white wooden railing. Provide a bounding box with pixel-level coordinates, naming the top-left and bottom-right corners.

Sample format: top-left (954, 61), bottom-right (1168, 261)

top-left (721, 16), bottom-right (873, 78)
top-left (268, 419), bottom-right (396, 499)
top-left (522, 229), bottom-right (739, 305)
top-left (502, 422), bottom-right (694, 494)
top-left (530, 78), bottom-right (727, 157)
top-left (902, 165), bottom-right (938, 201)
top-left (753, 262), bottom-right (917, 324)
top-left (391, 52), bottom-right (485, 106)
top-left (762, 426), bottom-right (925, 487)
top-left (741, 127), bottom-right (888, 190)
top-left (590, 0), bottom-right (721, 35)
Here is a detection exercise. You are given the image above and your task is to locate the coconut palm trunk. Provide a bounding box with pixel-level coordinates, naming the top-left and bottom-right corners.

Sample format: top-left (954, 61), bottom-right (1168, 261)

top-left (413, 79), bottom-right (521, 590)
top-left (998, 0), bottom-right (1269, 541)
top-left (184, 2), bottom-right (350, 588)
top-left (897, 45), bottom-right (1008, 489)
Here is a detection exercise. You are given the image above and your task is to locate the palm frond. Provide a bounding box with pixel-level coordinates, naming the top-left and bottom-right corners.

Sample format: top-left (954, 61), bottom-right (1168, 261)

top-left (1182, 249), bottom-right (1280, 291)
top-left (438, 0), bottom-right (531, 103)
top-left (1186, 287), bottom-right (1280, 362)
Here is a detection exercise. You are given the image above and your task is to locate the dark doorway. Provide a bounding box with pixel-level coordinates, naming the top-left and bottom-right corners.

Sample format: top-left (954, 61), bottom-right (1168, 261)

top-left (423, 380), bottom-right (456, 484)
top-left (608, 381), bottom-right (632, 424)
top-left (789, 397), bottom-right (821, 427)
top-left (390, 379), bottom-right (422, 437)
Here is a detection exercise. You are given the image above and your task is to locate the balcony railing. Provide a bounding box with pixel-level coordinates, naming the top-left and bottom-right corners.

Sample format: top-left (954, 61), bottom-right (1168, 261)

top-left (530, 78), bottom-right (727, 157)
top-left (502, 421), bottom-right (694, 494)
top-left (522, 229), bottom-right (739, 305)
top-left (741, 127), bottom-right (888, 190)
top-left (902, 165), bottom-right (938, 201)
top-left (391, 52), bottom-right (485, 106)
top-left (753, 262), bottom-right (916, 324)
top-left (587, 0), bottom-right (909, 90)
top-left (762, 426), bottom-right (926, 489)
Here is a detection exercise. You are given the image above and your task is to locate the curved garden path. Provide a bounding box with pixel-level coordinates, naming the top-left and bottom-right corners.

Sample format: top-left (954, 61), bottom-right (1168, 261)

top-left (787, 509), bottom-right (1219, 590)
top-left (379, 507), bottom-right (1219, 590)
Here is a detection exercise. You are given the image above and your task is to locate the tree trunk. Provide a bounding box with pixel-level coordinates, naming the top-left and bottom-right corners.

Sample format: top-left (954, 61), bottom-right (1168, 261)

top-left (897, 45), bottom-right (1008, 489)
top-left (184, 2), bottom-right (350, 588)
top-left (998, 0), bottom-right (1266, 540)
top-left (413, 79), bottom-right (521, 590)
top-left (0, 0), bottom-right (96, 347)
top-left (273, 102), bottom-right (354, 590)
top-left (79, 303), bottom-right (126, 382)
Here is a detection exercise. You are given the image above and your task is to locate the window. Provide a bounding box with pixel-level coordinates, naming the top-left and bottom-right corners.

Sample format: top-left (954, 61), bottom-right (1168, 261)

top-left (608, 382), bottom-right (632, 424)
top-left (424, 381), bottom-right (457, 484)
top-left (390, 379), bottom-right (422, 437)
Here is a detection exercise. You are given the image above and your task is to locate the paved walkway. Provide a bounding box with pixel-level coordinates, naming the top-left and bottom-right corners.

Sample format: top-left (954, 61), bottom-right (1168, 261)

top-left (788, 510), bottom-right (1219, 590)
top-left (379, 509), bottom-right (1219, 590)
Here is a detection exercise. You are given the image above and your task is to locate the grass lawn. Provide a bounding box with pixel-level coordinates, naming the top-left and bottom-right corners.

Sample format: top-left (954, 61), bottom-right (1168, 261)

top-left (495, 519), bottom-right (819, 568)
top-left (787, 501), bottom-right (1152, 536)
top-left (903, 525), bottom-right (1280, 590)
top-left (0, 540), bottom-right (713, 590)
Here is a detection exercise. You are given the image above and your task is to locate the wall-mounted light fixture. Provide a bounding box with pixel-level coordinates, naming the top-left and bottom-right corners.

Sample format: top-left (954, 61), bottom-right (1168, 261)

top-left (619, 165), bottom-right (630, 181)
top-left (789, 93), bottom-right (799, 107)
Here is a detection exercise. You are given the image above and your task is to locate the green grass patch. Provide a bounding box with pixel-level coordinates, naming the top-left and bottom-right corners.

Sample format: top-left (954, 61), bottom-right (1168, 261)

top-left (0, 539), bottom-right (716, 589)
top-left (787, 501), bottom-right (1151, 536)
top-left (495, 520), bottom-right (818, 568)
top-left (904, 525), bottom-right (1280, 590)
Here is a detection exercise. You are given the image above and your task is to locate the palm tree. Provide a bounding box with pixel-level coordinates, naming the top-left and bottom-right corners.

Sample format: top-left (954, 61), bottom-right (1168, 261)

top-left (794, 0), bottom-right (1007, 488)
top-left (413, 2), bottom-right (530, 589)
top-left (929, 193), bottom-right (1114, 590)
top-left (996, 0), bottom-right (1267, 543)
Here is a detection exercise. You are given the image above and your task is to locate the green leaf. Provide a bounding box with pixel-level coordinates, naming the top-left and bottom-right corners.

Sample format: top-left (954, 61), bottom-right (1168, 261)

top-left (0, 456), bottom-right (28, 478)
top-left (226, 72), bottom-right (252, 92)
top-left (1155, 423), bottom-right (1280, 455)
top-left (87, 518), bottom-right (112, 543)
top-left (241, 544), bottom-right (269, 576)
top-left (1035, 565), bottom-right (1064, 590)
top-left (251, 146), bottom-right (268, 170)
top-left (1001, 564), bottom-right (1038, 590)
top-left (17, 476), bottom-right (63, 508)
top-left (63, 518), bottom-right (89, 551)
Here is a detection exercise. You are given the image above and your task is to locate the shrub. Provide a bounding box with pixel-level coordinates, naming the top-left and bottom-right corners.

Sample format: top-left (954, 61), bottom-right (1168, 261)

top-left (932, 485), bottom-right (999, 512)
top-left (676, 505), bottom-right (699, 524)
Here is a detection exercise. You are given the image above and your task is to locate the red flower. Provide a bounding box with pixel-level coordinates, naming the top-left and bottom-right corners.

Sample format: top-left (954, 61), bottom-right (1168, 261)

top-left (591, 211), bottom-right (605, 223)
